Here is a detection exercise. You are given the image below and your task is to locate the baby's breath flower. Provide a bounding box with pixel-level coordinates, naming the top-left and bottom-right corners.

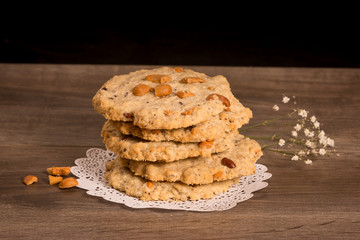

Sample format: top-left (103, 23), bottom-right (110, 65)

top-left (318, 130), bottom-right (325, 138)
top-left (298, 109), bottom-right (308, 118)
top-left (278, 139), bottom-right (285, 146)
top-left (304, 129), bottom-right (315, 138)
top-left (319, 148), bottom-right (326, 155)
top-left (272, 104), bottom-right (279, 111)
top-left (241, 94), bottom-right (335, 166)
top-left (319, 137), bottom-right (327, 146)
top-left (327, 138), bottom-right (335, 147)
top-left (319, 135), bottom-right (335, 148)
top-left (294, 124), bottom-right (302, 131)
top-left (310, 115), bottom-right (317, 123)
top-left (305, 140), bottom-right (316, 149)
top-left (304, 159), bottom-right (313, 165)
top-left (282, 95), bottom-right (290, 104)
top-left (298, 150), bottom-right (306, 156)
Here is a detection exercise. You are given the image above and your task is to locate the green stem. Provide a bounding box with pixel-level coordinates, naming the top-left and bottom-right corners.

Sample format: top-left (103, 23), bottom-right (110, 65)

top-left (261, 143), bottom-right (278, 149)
top-left (262, 148), bottom-right (295, 155)
top-left (245, 136), bottom-right (278, 140)
top-left (239, 110), bottom-right (296, 132)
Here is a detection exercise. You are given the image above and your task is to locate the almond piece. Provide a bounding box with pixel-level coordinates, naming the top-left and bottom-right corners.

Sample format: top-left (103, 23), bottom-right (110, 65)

top-left (49, 175), bottom-right (63, 185)
top-left (221, 158), bottom-right (236, 168)
top-left (59, 177), bottom-right (78, 189)
top-left (180, 77), bottom-right (205, 84)
top-left (123, 112), bottom-right (133, 118)
top-left (181, 108), bottom-right (194, 115)
top-left (176, 91), bottom-right (195, 98)
top-left (173, 67), bottom-right (183, 72)
top-left (155, 84), bottom-right (172, 97)
top-left (133, 84), bottom-right (152, 96)
top-left (47, 167), bottom-right (71, 176)
top-left (145, 74), bottom-right (172, 83)
top-left (164, 110), bottom-right (173, 116)
top-left (23, 175), bottom-right (38, 185)
top-left (147, 181), bottom-right (154, 189)
top-left (199, 140), bottom-right (214, 149)
top-left (206, 94), bottom-right (231, 107)
top-left (213, 171), bottom-right (223, 180)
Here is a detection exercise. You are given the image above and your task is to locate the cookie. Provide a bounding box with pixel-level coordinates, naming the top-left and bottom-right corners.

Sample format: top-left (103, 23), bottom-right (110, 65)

top-left (126, 135), bottom-right (262, 185)
top-left (92, 67), bottom-right (235, 129)
top-left (111, 97), bottom-right (252, 142)
top-left (105, 158), bottom-right (240, 201)
top-left (101, 120), bottom-right (236, 162)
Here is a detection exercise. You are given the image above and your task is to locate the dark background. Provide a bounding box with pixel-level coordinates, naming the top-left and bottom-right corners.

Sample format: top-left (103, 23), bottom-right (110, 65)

top-left (1, 7), bottom-right (359, 67)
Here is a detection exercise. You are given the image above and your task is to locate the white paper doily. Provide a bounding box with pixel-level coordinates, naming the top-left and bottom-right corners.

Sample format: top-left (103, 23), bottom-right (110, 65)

top-left (71, 148), bottom-right (271, 212)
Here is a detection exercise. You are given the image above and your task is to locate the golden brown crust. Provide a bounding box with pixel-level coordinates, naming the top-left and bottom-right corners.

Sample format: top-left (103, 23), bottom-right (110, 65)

top-left (127, 135), bottom-right (263, 185)
top-left (110, 98), bottom-right (252, 143)
top-left (101, 121), bottom-right (237, 162)
top-left (105, 158), bottom-right (239, 201)
top-left (92, 67), bottom-right (234, 129)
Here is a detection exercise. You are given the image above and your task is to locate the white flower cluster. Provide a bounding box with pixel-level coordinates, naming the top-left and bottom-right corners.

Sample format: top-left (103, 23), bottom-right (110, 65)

top-left (266, 94), bottom-right (336, 165)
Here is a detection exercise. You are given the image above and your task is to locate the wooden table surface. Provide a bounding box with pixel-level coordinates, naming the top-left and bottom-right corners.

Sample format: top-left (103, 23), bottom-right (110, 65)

top-left (1, 64), bottom-right (359, 239)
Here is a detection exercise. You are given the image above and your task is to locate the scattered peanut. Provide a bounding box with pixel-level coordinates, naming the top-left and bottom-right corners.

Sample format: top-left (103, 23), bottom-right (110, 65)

top-left (49, 175), bottom-right (63, 185)
top-left (199, 140), bottom-right (214, 149)
top-left (47, 167), bottom-right (71, 176)
top-left (155, 84), bottom-right (172, 97)
top-left (59, 177), bottom-right (79, 189)
top-left (208, 86), bottom-right (214, 90)
top-left (23, 175), bottom-right (38, 185)
top-left (225, 107), bottom-right (231, 112)
top-left (176, 91), bottom-right (195, 98)
top-left (145, 74), bottom-right (172, 83)
top-left (213, 171), bottom-right (223, 180)
top-left (206, 94), bottom-right (231, 107)
top-left (221, 158), bottom-right (236, 168)
top-left (147, 181), bottom-right (154, 189)
top-left (133, 84), bottom-right (152, 96)
top-left (180, 77), bottom-right (205, 84)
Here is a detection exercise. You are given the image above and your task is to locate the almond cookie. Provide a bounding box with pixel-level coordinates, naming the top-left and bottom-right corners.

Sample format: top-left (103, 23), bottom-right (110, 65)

top-left (92, 67), bottom-right (234, 129)
top-left (126, 135), bottom-right (262, 185)
top-left (105, 158), bottom-right (240, 201)
top-left (101, 120), bottom-right (236, 162)
top-left (111, 97), bottom-right (252, 142)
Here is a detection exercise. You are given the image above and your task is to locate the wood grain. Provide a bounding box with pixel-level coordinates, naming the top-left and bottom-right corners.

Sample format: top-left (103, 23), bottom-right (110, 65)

top-left (0, 64), bottom-right (359, 239)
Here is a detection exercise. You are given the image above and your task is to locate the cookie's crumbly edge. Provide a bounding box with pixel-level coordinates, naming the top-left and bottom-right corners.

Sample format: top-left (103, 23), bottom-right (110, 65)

top-left (127, 136), bottom-right (263, 185)
top-left (101, 121), bottom-right (236, 162)
top-left (104, 158), bottom-right (239, 201)
top-left (92, 67), bottom-right (233, 129)
top-left (111, 98), bottom-right (253, 142)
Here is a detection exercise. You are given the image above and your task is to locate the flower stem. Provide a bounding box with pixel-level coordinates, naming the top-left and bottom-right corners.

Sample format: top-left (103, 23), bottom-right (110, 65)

top-left (239, 110), bottom-right (296, 132)
top-left (245, 136), bottom-right (278, 140)
top-left (262, 148), bottom-right (295, 155)
top-left (261, 143), bottom-right (278, 149)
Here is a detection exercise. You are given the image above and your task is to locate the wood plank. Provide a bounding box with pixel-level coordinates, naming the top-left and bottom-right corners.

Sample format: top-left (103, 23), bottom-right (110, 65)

top-left (0, 64), bottom-right (359, 239)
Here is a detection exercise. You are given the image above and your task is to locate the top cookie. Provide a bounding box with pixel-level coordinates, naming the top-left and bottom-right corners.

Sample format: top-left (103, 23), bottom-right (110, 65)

top-left (92, 67), bottom-right (234, 129)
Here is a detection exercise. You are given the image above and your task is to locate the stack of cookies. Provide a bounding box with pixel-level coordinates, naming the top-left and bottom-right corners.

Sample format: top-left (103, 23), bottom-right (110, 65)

top-left (92, 67), bottom-right (263, 201)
